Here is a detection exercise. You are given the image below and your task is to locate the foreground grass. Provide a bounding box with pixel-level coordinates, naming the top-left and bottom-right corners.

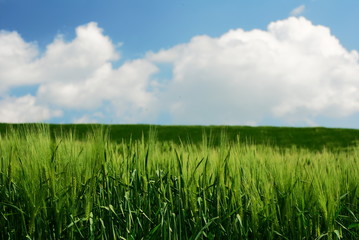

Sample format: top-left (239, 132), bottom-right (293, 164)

top-left (0, 126), bottom-right (359, 239)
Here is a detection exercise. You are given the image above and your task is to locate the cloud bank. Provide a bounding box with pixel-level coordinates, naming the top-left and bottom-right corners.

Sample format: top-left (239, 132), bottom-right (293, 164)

top-left (1, 17), bottom-right (358, 126)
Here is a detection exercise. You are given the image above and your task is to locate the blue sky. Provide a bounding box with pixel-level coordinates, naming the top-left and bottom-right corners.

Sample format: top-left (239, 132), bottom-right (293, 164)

top-left (0, 0), bottom-right (359, 128)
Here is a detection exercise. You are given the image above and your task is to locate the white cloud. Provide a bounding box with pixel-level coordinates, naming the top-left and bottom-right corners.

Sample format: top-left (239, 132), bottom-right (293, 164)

top-left (1, 18), bottom-right (359, 126)
top-left (37, 22), bottom-right (119, 84)
top-left (37, 59), bottom-right (159, 122)
top-left (0, 95), bottom-right (62, 123)
top-left (148, 17), bottom-right (359, 125)
top-left (290, 5), bottom-right (305, 16)
top-left (0, 22), bottom-right (159, 123)
top-left (35, 23), bottom-right (160, 123)
top-left (105, 59), bottom-right (159, 122)
top-left (0, 31), bottom-right (40, 93)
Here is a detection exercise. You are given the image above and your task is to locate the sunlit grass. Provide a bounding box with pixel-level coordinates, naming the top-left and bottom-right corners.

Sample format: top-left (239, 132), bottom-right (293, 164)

top-left (0, 125), bottom-right (358, 239)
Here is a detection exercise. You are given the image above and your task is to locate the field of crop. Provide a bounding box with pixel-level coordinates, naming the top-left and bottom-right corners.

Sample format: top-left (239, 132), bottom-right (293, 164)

top-left (1, 125), bottom-right (359, 239)
top-left (1, 123), bottom-right (359, 151)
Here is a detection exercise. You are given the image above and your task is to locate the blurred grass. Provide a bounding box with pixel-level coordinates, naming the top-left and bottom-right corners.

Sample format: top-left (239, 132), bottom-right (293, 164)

top-left (0, 123), bottom-right (358, 151)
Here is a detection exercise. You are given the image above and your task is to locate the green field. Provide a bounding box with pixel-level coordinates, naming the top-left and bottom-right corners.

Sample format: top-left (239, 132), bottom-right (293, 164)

top-left (0, 124), bottom-right (359, 239)
top-left (1, 123), bottom-right (359, 151)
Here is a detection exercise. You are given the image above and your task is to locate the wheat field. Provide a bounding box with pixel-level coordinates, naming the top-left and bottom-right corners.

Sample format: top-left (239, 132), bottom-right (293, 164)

top-left (0, 125), bottom-right (358, 239)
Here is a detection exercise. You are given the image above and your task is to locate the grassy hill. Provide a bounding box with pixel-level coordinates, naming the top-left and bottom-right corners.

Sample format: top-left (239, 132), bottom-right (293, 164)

top-left (0, 123), bottom-right (358, 151)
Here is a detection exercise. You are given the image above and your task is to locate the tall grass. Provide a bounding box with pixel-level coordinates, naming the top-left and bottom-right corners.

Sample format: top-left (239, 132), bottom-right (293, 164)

top-left (0, 125), bottom-right (358, 239)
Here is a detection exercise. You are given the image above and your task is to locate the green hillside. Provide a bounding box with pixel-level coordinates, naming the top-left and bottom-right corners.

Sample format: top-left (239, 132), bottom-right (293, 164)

top-left (0, 123), bottom-right (358, 151)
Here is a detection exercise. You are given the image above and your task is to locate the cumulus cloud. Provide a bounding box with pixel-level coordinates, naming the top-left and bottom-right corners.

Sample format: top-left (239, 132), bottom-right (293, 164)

top-left (37, 23), bottom-right (160, 123)
top-left (0, 22), bottom-right (159, 123)
top-left (290, 5), bottom-right (305, 16)
top-left (1, 17), bottom-right (359, 126)
top-left (148, 17), bottom-right (359, 125)
top-left (0, 31), bottom-right (40, 93)
top-left (38, 22), bottom-right (119, 84)
top-left (0, 95), bottom-right (62, 123)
